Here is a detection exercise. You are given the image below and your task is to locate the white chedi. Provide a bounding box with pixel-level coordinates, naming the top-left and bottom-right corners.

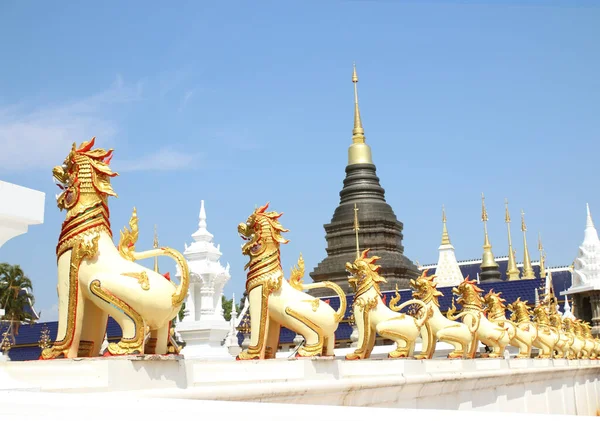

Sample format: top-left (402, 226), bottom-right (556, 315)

top-left (435, 208), bottom-right (464, 287)
top-left (175, 200), bottom-right (232, 359)
top-left (572, 204), bottom-right (600, 289)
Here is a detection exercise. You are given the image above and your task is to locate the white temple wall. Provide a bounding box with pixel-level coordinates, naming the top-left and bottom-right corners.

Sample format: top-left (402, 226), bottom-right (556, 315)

top-left (2, 358), bottom-right (600, 415)
top-left (0, 181), bottom-right (44, 249)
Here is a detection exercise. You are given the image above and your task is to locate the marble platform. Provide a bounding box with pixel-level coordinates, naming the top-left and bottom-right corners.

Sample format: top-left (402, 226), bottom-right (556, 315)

top-left (1, 356), bottom-right (599, 416)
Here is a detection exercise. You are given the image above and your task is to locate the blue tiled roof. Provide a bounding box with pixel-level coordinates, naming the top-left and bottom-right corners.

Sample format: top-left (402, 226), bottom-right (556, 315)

top-left (5, 268), bottom-right (573, 360)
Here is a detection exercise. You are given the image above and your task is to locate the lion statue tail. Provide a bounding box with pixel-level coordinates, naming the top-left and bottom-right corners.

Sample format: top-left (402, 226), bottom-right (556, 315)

top-left (288, 254), bottom-right (347, 323)
top-left (303, 281), bottom-right (347, 323)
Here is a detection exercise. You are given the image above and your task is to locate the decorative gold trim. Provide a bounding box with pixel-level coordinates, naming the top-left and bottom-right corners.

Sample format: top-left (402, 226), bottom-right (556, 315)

top-left (89, 279), bottom-right (145, 355)
top-left (42, 236), bottom-right (99, 360)
top-left (118, 208), bottom-right (138, 261)
top-left (284, 307), bottom-right (324, 357)
top-left (237, 285), bottom-right (270, 360)
top-left (122, 271), bottom-right (150, 291)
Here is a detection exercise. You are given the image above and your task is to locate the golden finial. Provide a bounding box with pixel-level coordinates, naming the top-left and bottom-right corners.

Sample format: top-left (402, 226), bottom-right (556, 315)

top-left (353, 203), bottom-right (360, 260)
top-left (352, 62), bottom-right (364, 143)
top-left (520, 210), bottom-right (535, 279)
top-left (505, 199), bottom-right (520, 281)
top-left (153, 224), bottom-right (159, 273)
top-left (480, 193), bottom-right (500, 274)
top-left (347, 63), bottom-right (373, 165)
top-left (481, 193), bottom-right (490, 246)
top-left (441, 205), bottom-right (451, 246)
top-left (538, 233), bottom-right (547, 278)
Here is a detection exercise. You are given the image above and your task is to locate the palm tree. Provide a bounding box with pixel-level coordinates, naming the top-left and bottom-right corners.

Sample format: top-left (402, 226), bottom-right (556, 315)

top-left (0, 263), bottom-right (37, 335)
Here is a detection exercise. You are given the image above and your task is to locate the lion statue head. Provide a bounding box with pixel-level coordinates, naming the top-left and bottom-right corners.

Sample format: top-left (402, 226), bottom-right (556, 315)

top-left (53, 137), bottom-right (118, 216)
top-left (238, 203), bottom-right (289, 265)
top-left (484, 289), bottom-right (507, 318)
top-left (451, 276), bottom-right (484, 308)
top-left (410, 270), bottom-right (443, 307)
top-left (345, 249), bottom-right (386, 295)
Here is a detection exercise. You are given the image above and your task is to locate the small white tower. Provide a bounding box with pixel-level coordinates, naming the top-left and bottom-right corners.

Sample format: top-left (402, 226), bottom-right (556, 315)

top-left (571, 204), bottom-right (600, 289)
top-left (175, 200), bottom-right (232, 359)
top-left (434, 206), bottom-right (464, 287)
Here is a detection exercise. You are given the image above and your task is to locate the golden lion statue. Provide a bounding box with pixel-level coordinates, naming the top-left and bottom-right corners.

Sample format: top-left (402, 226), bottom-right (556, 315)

top-left (531, 302), bottom-right (561, 359)
top-left (447, 277), bottom-right (510, 358)
top-left (344, 249), bottom-right (430, 360)
top-left (236, 203), bottom-right (347, 360)
top-left (43, 138), bottom-right (189, 359)
top-left (410, 271), bottom-right (476, 359)
top-left (485, 291), bottom-right (536, 358)
top-left (563, 318), bottom-right (584, 359)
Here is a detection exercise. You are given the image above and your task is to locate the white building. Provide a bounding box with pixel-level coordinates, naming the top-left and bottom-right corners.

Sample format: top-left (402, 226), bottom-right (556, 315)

top-left (175, 200), bottom-right (232, 359)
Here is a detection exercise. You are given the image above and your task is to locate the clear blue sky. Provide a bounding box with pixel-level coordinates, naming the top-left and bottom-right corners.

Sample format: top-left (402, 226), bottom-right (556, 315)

top-left (0, 0), bottom-right (598, 321)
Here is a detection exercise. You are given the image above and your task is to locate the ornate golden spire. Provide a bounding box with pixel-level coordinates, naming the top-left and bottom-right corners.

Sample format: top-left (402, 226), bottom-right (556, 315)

top-left (538, 233), bottom-right (547, 279)
top-left (504, 199), bottom-right (521, 281)
top-left (153, 224), bottom-right (159, 273)
top-left (353, 203), bottom-right (360, 260)
top-left (520, 210), bottom-right (535, 279)
top-left (441, 205), bottom-right (451, 246)
top-left (347, 63), bottom-right (373, 165)
top-left (480, 193), bottom-right (500, 276)
top-left (352, 64), bottom-right (364, 144)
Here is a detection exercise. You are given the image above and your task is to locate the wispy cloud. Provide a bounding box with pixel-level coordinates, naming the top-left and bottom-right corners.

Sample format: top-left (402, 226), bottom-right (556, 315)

top-left (0, 75), bottom-right (143, 172)
top-left (115, 147), bottom-right (198, 172)
top-left (178, 89), bottom-right (194, 112)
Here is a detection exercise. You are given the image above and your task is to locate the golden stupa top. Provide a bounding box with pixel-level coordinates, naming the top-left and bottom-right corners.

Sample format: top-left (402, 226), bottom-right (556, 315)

top-left (441, 205), bottom-right (451, 246)
top-left (348, 63), bottom-right (373, 165)
top-left (480, 193), bottom-right (499, 269)
top-left (520, 209), bottom-right (535, 279)
top-left (504, 199), bottom-right (520, 281)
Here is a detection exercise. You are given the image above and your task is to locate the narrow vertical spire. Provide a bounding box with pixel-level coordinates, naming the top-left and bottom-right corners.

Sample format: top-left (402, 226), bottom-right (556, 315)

top-left (347, 63), bottom-right (373, 165)
top-left (504, 199), bottom-right (521, 281)
top-left (353, 203), bottom-right (360, 260)
top-left (520, 210), bottom-right (535, 279)
top-left (586, 203), bottom-right (595, 228)
top-left (352, 63), bottom-right (365, 144)
top-left (538, 233), bottom-right (547, 279)
top-left (153, 224), bottom-right (159, 273)
top-left (480, 193), bottom-right (501, 281)
top-left (441, 205), bottom-right (451, 246)
top-left (230, 293), bottom-right (237, 321)
top-left (534, 288), bottom-right (540, 306)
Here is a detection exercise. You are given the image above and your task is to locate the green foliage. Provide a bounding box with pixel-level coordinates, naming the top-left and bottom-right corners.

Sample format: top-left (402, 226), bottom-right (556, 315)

top-left (178, 301), bottom-right (186, 322)
top-left (222, 295), bottom-right (240, 322)
top-left (0, 263), bottom-right (37, 335)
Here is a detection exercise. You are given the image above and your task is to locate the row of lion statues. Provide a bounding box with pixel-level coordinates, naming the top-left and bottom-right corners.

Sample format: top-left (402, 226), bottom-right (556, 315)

top-left (42, 138), bottom-right (597, 361)
top-left (237, 203), bottom-right (599, 361)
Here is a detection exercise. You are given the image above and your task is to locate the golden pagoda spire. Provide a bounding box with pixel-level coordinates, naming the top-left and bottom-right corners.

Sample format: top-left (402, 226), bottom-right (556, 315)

top-left (153, 224), bottom-right (159, 273)
top-left (480, 193), bottom-right (501, 277)
top-left (347, 63), bottom-right (373, 165)
top-left (352, 63), bottom-right (364, 144)
top-left (441, 205), bottom-right (451, 246)
top-left (353, 203), bottom-right (360, 260)
top-left (504, 199), bottom-right (521, 281)
top-left (538, 233), bottom-right (547, 279)
top-left (520, 210), bottom-right (535, 279)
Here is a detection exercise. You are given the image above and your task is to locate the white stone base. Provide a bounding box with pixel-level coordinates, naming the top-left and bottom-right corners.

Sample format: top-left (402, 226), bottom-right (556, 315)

top-left (1, 356), bottom-right (600, 415)
top-left (176, 320), bottom-right (231, 359)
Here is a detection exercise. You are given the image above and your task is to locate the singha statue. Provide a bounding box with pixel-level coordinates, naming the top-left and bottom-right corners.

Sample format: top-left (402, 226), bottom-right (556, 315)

top-left (43, 137), bottom-right (189, 359)
top-left (236, 203), bottom-right (346, 359)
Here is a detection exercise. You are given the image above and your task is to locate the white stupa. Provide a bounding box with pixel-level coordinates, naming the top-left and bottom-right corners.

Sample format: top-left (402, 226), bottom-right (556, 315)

top-left (567, 204), bottom-right (600, 293)
top-left (562, 296), bottom-right (575, 320)
top-left (434, 207), bottom-right (463, 287)
top-left (175, 200), bottom-right (232, 359)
